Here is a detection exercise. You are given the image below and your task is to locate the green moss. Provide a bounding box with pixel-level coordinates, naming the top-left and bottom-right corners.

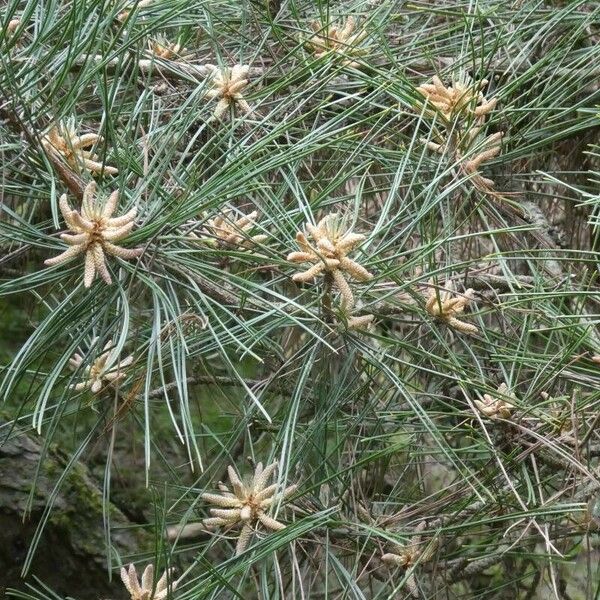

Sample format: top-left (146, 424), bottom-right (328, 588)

top-left (46, 450), bottom-right (148, 555)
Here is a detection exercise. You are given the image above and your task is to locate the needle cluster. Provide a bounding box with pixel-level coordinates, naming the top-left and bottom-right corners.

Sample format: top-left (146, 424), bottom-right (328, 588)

top-left (41, 118), bottom-right (118, 175)
top-left (69, 338), bottom-right (133, 393)
top-left (287, 213), bottom-right (373, 310)
top-left (44, 181), bottom-right (144, 288)
top-left (202, 461), bottom-right (297, 555)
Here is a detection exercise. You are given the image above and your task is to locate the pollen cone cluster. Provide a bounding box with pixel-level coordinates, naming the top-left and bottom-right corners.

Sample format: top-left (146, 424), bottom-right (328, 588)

top-left (461, 131), bottom-right (503, 190)
top-left (205, 64), bottom-right (252, 119)
top-left (474, 382), bottom-right (515, 420)
top-left (69, 338), bottom-right (133, 393)
top-left (148, 35), bottom-right (188, 60)
top-left (347, 313), bottom-right (375, 330)
top-left (381, 523), bottom-right (437, 596)
top-left (305, 17), bottom-right (367, 67)
top-left (288, 213), bottom-right (373, 310)
top-left (117, 0), bottom-right (152, 22)
top-left (41, 118), bottom-right (118, 175)
top-left (202, 461), bottom-right (297, 555)
top-left (121, 563), bottom-right (177, 600)
top-left (425, 280), bottom-right (478, 335)
top-left (416, 76), bottom-right (497, 122)
top-left (191, 210), bottom-right (267, 249)
top-left (44, 181), bottom-right (144, 288)
top-left (418, 76), bottom-right (502, 190)
top-left (425, 129), bottom-right (503, 191)
top-left (8, 18), bottom-right (21, 34)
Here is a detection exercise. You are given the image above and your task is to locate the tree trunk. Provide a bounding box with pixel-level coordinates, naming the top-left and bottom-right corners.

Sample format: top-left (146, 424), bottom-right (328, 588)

top-left (0, 424), bottom-right (147, 600)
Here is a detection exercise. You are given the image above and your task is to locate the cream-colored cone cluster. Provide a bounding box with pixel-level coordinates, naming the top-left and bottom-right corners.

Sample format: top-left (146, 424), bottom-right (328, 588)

top-left (205, 64), bottom-right (252, 119)
top-left (541, 391), bottom-right (575, 441)
top-left (425, 280), bottom-right (478, 335)
top-left (381, 523), bottom-right (437, 596)
top-left (305, 17), bottom-right (367, 67)
top-left (41, 118), bottom-right (118, 175)
top-left (147, 35), bottom-right (188, 60)
top-left (8, 18), bottom-right (21, 34)
top-left (44, 181), bottom-right (143, 288)
top-left (190, 210), bottom-right (267, 249)
top-left (202, 461), bottom-right (297, 555)
top-left (117, 0), bottom-right (152, 22)
top-left (424, 130), bottom-right (503, 189)
top-left (120, 563), bottom-right (177, 600)
top-left (461, 131), bottom-right (503, 189)
top-left (288, 213), bottom-right (373, 311)
top-left (474, 382), bottom-right (515, 420)
top-left (416, 76), bottom-right (497, 122)
top-left (347, 314), bottom-right (375, 330)
top-left (69, 338), bottom-right (133, 393)
top-left (417, 76), bottom-right (502, 190)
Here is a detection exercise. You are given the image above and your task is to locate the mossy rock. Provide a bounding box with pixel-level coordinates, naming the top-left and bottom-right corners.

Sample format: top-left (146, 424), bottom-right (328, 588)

top-left (0, 425), bottom-right (150, 600)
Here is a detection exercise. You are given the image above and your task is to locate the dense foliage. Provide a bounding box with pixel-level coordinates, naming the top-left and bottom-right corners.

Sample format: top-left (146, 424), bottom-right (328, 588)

top-left (1, 0), bottom-right (600, 598)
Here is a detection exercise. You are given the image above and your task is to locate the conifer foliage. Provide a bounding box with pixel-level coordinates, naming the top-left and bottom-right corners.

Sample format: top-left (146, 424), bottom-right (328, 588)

top-left (1, 1), bottom-right (600, 598)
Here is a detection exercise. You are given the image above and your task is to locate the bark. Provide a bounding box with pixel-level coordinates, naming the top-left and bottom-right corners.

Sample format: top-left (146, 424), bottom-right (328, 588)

top-left (0, 424), bottom-right (146, 599)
